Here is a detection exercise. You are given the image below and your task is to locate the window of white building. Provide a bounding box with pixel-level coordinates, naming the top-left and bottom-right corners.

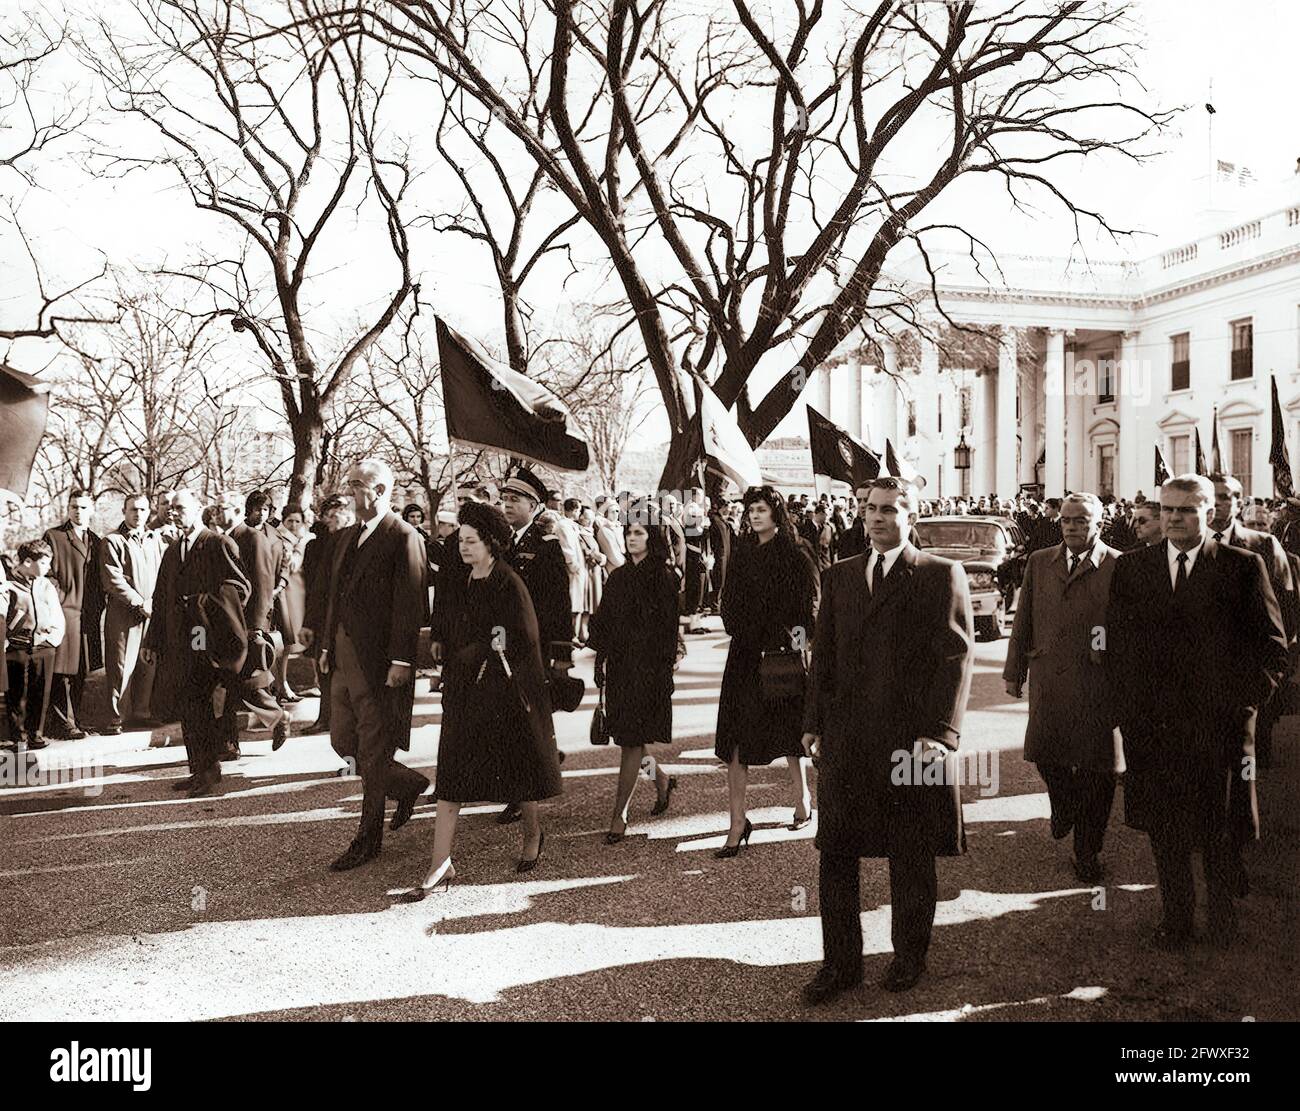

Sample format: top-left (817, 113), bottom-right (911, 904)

top-left (1098, 352), bottom-right (1116, 403)
top-left (1232, 428), bottom-right (1252, 497)
top-left (1171, 333), bottom-right (1190, 391)
top-left (1230, 318), bottom-right (1253, 380)
top-left (1170, 434), bottom-right (1190, 475)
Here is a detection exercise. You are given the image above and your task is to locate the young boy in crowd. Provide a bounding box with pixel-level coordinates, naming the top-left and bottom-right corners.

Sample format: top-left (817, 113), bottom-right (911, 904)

top-left (4, 539), bottom-right (66, 750)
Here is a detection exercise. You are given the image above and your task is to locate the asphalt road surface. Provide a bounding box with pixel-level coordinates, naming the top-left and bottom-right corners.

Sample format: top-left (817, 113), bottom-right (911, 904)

top-left (2, 621), bottom-right (1297, 1022)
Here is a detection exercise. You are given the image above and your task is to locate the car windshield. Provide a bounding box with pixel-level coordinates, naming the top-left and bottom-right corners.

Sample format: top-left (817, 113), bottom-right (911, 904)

top-left (915, 521), bottom-right (1005, 550)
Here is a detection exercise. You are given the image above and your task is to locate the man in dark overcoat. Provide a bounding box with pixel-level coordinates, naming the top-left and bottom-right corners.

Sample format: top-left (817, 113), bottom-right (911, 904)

top-left (142, 491), bottom-right (249, 797)
top-left (1105, 474), bottom-right (1286, 951)
top-left (42, 489), bottom-right (104, 738)
top-left (801, 477), bottom-right (974, 1003)
top-left (1004, 492), bottom-right (1120, 883)
top-left (301, 460), bottom-right (429, 871)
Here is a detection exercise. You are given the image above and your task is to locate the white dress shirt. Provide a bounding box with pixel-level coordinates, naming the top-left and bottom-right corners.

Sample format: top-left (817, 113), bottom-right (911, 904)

top-left (1167, 538), bottom-right (1204, 589)
top-left (355, 510), bottom-right (385, 547)
top-left (866, 540), bottom-right (907, 589)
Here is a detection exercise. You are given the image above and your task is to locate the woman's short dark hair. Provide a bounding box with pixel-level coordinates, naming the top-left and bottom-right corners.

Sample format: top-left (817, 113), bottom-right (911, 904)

top-left (458, 499), bottom-right (512, 556)
top-left (245, 489), bottom-right (272, 515)
top-left (17, 538), bottom-right (53, 563)
top-left (402, 502), bottom-right (425, 523)
top-left (740, 484), bottom-right (796, 541)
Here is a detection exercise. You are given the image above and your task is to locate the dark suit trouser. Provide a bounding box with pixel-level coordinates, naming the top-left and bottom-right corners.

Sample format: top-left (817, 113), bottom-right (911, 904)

top-left (5, 648), bottom-right (55, 744)
top-left (330, 628), bottom-right (428, 848)
top-left (819, 850), bottom-right (937, 975)
top-left (47, 663), bottom-right (86, 735)
top-left (1037, 762), bottom-right (1116, 860)
top-left (1149, 830), bottom-right (1235, 938)
top-left (179, 672), bottom-right (236, 780)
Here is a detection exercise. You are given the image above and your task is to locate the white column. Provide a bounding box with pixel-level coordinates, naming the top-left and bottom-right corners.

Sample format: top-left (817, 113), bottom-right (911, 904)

top-left (816, 364), bottom-right (832, 418)
top-left (920, 334), bottom-right (940, 488)
top-left (847, 356), bottom-right (864, 440)
top-left (1019, 351), bottom-right (1039, 487)
top-left (1117, 330), bottom-right (1139, 499)
top-left (979, 369), bottom-right (997, 496)
top-left (1067, 341), bottom-right (1086, 493)
top-left (878, 338), bottom-right (900, 448)
top-left (996, 327), bottom-right (1018, 498)
top-left (1044, 328), bottom-right (1066, 498)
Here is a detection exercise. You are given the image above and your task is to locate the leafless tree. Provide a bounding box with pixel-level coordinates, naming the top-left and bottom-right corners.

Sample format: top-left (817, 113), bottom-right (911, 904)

top-left (283, 0), bottom-right (1173, 487)
top-left (84, 0), bottom-right (417, 507)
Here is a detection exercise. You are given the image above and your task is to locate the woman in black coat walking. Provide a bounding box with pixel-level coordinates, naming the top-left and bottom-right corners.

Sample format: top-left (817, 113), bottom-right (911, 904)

top-left (714, 485), bottom-right (820, 856)
top-left (415, 501), bottom-right (562, 896)
top-left (588, 502), bottom-right (680, 843)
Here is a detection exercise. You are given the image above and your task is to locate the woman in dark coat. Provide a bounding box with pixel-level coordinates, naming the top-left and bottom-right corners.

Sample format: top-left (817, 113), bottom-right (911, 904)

top-left (588, 501), bottom-right (680, 843)
top-left (714, 485), bottom-right (820, 856)
top-left (415, 501), bottom-right (562, 895)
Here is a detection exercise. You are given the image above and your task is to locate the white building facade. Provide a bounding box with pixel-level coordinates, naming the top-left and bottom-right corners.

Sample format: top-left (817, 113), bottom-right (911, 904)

top-left (811, 176), bottom-right (1300, 501)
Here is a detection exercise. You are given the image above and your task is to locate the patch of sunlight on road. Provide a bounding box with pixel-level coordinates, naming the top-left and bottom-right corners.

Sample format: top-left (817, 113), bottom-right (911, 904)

top-left (962, 792), bottom-right (1051, 823)
top-left (0, 858), bottom-right (143, 878)
top-left (864, 985), bottom-right (1108, 1022)
top-left (0, 885), bottom-right (1107, 1020)
top-left (14, 774), bottom-right (362, 818)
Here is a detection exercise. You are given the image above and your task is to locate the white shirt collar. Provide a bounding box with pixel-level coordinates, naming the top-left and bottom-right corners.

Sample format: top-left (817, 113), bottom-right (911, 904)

top-left (1167, 537), bottom-right (1205, 586)
top-left (356, 510), bottom-right (386, 546)
top-left (867, 540), bottom-right (907, 580)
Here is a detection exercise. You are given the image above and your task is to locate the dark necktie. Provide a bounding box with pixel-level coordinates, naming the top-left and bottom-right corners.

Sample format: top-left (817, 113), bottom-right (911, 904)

top-left (1068, 553), bottom-right (1079, 577)
top-left (1174, 551), bottom-right (1188, 593)
top-left (180, 537), bottom-right (189, 564)
top-left (1214, 530), bottom-right (1224, 542)
top-left (872, 554), bottom-right (885, 594)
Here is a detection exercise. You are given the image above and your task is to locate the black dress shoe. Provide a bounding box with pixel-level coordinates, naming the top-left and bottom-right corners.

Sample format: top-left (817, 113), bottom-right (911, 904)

top-left (1150, 923), bottom-right (1192, 952)
top-left (100, 725), bottom-right (122, 736)
top-left (516, 831), bottom-right (545, 874)
top-left (25, 737), bottom-right (49, 751)
top-left (186, 773), bottom-right (221, 799)
top-left (497, 802), bottom-right (523, 825)
top-left (305, 719), bottom-right (328, 734)
top-left (1073, 854), bottom-right (1103, 884)
top-left (1049, 810), bottom-right (1073, 840)
top-left (651, 776), bottom-right (678, 816)
top-left (271, 718), bottom-right (289, 752)
top-left (390, 788), bottom-right (426, 832)
top-left (879, 957), bottom-right (926, 993)
top-left (218, 744), bottom-right (241, 762)
top-left (801, 965), bottom-right (862, 1006)
top-left (171, 775), bottom-right (196, 792)
top-left (330, 840), bottom-right (380, 872)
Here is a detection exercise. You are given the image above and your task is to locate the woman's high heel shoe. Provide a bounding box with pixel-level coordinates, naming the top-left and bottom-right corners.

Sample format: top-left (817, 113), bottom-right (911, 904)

top-left (517, 831), bottom-right (545, 873)
top-left (714, 818), bottom-right (753, 859)
top-left (789, 807), bottom-right (814, 832)
top-left (650, 775), bottom-right (678, 816)
top-left (605, 820), bottom-right (627, 845)
top-left (401, 858), bottom-right (456, 902)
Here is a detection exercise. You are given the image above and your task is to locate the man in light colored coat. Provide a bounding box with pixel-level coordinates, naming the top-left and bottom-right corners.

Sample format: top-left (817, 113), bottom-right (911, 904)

top-left (1004, 492), bottom-right (1121, 883)
top-left (99, 492), bottom-right (165, 733)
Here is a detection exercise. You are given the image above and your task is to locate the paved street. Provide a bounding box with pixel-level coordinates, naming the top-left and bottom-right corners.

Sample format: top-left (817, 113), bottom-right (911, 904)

top-left (2, 623), bottom-right (1297, 1022)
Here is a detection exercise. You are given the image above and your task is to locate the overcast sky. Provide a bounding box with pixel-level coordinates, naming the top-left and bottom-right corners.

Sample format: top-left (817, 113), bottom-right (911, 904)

top-left (4, 0), bottom-right (1298, 453)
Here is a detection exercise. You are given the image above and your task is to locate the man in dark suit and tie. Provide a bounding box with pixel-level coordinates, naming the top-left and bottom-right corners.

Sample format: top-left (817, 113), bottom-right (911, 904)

top-left (492, 465), bottom-right (573, 824)
top-left (42, 490), bottom-right (104, 739)
top-left (1004, 493), bottom-right (1121, 883)
top-left (141, 491), bottom-right (250, 797)
top-left (301, 459), bottom-right (430, 872)
top-left (1106, 474), bottom-right (1287, 950)
top-left (801, 477), bottom-right (974, 1003)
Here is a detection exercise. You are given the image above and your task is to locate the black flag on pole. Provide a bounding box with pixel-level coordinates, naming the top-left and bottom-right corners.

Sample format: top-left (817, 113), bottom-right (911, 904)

top-left (436, 317), bottom-right (589, 472)
top-left (1154, 443), bottom-right (1171, 487)
top-left (806, 405), bottom-right (880, 487)
top-left (884, 438), bottom-right (925, 487)
top-left (1271, 374), bottom-right (1294, 498)
top-left (1194, 426), bottom-right (1208, 476)
top-left (1210, 407), bottom-right (1224, 474)
top-left (0, 363), bottom-right (51, 503)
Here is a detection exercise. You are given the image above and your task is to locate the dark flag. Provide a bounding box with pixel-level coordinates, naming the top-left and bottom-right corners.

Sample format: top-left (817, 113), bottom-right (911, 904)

top-left (884, 437), bottom-right (924, 487)
top-left (1210, 408), bottom-right (1224, 474)
top-left (436, 317), bottom-right (589, 472)
top-left (1272, 374), bottom-right (1294, 498)
top-left (1154, 444), bottom-right (1171, 486)
top-left (694, 377), bottom-right (762, 490)
top-left (0, 363), bottom-right (51, 502)
top-left (807, 405), bottom-right (880, 487)
top-left (1194, 426), bottom-right (1208, 476)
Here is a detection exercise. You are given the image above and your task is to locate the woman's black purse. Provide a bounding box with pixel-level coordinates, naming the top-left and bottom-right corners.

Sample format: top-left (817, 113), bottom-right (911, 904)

top-left (759, 639), bottom-right (808, 703)
top-left (590, 685), bottom-right (611, 745)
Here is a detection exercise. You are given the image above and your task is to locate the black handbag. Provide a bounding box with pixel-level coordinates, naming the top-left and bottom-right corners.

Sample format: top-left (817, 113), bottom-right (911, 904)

top-left (759, 645), bottom-right (807, 703)
top-left (590, 685), bottom-right (611, 745)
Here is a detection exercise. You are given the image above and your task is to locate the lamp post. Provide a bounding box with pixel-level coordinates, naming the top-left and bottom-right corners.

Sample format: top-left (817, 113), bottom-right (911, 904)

top-left (954, 430), bottom-right (972, 497)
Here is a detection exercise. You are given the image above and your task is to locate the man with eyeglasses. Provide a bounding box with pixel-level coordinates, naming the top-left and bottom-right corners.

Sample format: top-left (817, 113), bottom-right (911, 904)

top-left (1004, 492), bottom-right (1121, 883)
top-left (1105, 474), bottom-right (1286, 951)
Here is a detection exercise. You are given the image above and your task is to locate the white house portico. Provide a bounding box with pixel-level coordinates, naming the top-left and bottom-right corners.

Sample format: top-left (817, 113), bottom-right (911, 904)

top-left (810, 175), bottom-right (1300, 500)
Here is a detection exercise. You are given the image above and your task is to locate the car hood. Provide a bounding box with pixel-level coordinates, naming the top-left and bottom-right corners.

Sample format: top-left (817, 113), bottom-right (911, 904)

top-left (924, 546), bottom-right (999, 570)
